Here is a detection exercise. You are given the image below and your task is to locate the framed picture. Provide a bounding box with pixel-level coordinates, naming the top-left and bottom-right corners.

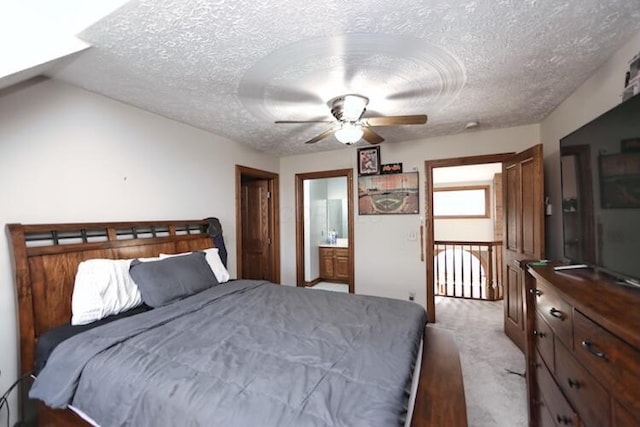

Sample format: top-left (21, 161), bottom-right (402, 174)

top-left (358, 172), bottom-right (419, 215)
top-left (599, 153), bottom-right (640, 208)
top-left (357, 146), bottom-right (381, 176)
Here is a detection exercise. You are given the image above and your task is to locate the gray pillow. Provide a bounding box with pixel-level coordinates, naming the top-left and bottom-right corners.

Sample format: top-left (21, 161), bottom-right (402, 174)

top-left (129, 251), bottom-right (218, 307)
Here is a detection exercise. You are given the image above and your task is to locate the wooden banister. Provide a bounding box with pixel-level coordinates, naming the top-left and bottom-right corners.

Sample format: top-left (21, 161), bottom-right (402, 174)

top-left (434, 240), bottom-right (503, 300)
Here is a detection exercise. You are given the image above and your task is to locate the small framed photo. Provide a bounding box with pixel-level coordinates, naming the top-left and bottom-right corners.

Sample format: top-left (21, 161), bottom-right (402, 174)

top-left (357, 146), bottom-right (381, 176)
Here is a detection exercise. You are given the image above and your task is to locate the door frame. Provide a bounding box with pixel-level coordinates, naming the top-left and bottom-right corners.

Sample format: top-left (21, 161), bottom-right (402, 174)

top-left (295, 168), bottom-right (354, 293)
top-left (424, 152), bottom-right (514, 323)
top-left (235, 165), bottom-right (280, 283)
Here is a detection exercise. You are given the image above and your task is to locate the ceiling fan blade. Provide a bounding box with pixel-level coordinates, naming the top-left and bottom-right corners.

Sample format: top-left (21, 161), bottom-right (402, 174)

top-left (304, 128), bottom-right (336, 144)
top-left (362, 127), bottom-right (384, 144)
top-left (275, 120), bottom-right (335, 124)
top-left (365, 115), bottom-right (428, 126)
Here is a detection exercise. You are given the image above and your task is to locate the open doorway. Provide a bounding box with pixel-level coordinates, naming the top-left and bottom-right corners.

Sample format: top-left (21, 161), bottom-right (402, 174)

top-left (424, 153), bottom-right (514, 323)
top-left (424, 147), bottom-right (545, 353)
top-left (295, 169), bottom-right (354, 293)
top-left (432, 163), bottom-right (504, 300)
top-left (235, 165), bottom-right (280, 283)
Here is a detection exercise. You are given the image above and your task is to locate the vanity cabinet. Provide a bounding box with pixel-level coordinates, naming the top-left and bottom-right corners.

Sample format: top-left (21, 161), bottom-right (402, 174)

top-left (319, 247), bottom-right (349, 282)
top-left (525, 265), bottom-right (640, 427)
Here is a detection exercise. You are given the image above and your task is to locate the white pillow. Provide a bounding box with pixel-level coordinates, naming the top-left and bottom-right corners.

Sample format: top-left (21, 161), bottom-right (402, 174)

top-left (160, 248), bottom-right (230, 283)
top-left (71, 259), bottom-right (144, 325)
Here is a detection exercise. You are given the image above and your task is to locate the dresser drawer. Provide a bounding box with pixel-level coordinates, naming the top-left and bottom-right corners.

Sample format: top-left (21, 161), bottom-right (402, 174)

top-left (573, 310), bottom-right (640, 416)
top-left (535, 350), bottom-right (578, 426)
top-left (535, 280), bottom-right (573, 347)
top-left (535, 387), bottom-right (559, 427)
top-left (535, 312), bottom-right (555, 373)
top-left (556, 341), bottom-right (610, 427)
top-left (613, 399), bottom-right (639, 427)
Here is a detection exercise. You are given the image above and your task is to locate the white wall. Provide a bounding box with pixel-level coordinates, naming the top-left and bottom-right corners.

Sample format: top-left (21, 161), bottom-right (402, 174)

top-left (279, 124), bottom-right (540, 306)
top-left (541, 30), bottom-right (640, 259)
top-left (0, 78), bottom-right (278, 425)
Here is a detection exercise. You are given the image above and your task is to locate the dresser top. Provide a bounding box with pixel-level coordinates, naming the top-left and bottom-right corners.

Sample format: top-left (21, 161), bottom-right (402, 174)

top-left (528, 265), bottom-right (640, 349)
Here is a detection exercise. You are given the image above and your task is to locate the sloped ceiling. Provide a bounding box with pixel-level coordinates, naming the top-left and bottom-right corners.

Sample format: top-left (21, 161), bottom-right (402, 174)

top-left (36, 0), bottom-right (640, 155)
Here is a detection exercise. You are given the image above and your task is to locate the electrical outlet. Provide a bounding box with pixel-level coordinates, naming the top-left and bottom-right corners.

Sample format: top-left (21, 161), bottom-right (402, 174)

top-left (409, 292), bottom-right (415, 301)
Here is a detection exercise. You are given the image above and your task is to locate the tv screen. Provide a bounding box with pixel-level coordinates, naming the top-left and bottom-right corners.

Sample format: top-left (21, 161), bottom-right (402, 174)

top-left (559, 94), bottom-right (640, 285)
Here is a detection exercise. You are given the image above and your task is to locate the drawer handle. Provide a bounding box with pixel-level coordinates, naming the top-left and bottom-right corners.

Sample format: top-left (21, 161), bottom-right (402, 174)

top-left (533, 330), bottom-right (546, 338)
top-left (567, 378), bottom-right (581, 389)
top-left (556, 415), bottom-right (573, 425)
top-left (549, 307), bottom-right (565, 320)
top-left (529, 288), bottom-right (542, 297)
top-left (581, 339), bottom-right (607, 360)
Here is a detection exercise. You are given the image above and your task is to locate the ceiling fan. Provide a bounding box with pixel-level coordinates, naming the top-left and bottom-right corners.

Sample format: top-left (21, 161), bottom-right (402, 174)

top-left (275, 94), bottom-right (428, 145)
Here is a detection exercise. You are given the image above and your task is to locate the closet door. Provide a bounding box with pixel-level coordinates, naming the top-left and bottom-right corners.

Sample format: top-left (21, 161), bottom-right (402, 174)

top-left (241, 179), bottom-right (272, 281)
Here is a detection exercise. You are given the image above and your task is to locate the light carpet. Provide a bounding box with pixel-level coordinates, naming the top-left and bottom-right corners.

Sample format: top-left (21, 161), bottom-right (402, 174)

top-left (434, 296), bottom-right (527, 427)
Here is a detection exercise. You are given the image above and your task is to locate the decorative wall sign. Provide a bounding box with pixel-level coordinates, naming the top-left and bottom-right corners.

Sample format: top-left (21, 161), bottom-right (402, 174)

top-left (358, 172), bottom-right (419, 215)
top-left (381, 163), bottom-right (403, 174)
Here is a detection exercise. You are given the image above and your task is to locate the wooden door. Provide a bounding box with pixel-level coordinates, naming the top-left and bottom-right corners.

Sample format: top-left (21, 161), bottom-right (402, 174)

top-left (503, 144), bottom-right (544, 352)
top-left (241, 179), bottom-right (272, 280)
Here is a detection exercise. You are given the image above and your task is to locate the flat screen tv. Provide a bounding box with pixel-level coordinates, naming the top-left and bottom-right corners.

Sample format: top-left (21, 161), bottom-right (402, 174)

top-left (559, 94), bottom-right (640, 286)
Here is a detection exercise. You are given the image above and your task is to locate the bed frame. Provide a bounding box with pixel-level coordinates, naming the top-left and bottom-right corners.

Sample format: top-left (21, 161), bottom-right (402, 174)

top-left (7, 219), bottom-right (467, 427)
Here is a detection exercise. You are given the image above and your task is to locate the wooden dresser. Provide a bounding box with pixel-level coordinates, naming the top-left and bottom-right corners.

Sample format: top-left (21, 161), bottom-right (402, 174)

top-left (524, 265), bottom-right (640, 427)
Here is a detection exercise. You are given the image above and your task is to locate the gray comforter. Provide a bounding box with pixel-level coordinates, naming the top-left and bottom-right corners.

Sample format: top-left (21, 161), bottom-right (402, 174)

top-left (31, 280), bottom-right (426, 427)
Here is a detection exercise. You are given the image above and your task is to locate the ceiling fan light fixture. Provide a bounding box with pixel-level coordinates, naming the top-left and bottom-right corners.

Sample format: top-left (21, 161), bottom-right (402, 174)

top-left (341, 94), bottom-right (369, 121)
top-left (464, 121), bottom-right (479, 130)
top-left (335, 122), bottom-right (364, 144)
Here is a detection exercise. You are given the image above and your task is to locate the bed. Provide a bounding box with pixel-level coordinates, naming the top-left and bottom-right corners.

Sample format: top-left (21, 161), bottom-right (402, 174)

top-left (7, 218), bottom-right (467, 427)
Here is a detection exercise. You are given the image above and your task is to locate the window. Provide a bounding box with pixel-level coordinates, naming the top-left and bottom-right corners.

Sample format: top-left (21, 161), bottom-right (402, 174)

top-left (433, 185), bottom-right (490, 218)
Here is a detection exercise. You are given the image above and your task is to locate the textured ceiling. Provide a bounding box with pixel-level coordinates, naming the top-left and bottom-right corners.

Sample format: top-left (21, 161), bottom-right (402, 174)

top-left (48, 0), bottom-right (640, 156)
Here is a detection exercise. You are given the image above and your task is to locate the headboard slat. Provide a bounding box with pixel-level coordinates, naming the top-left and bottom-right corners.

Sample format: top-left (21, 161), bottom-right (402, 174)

top-left (7, 219), bottom-right (214, 375)
top-left (25, 234), bottom-right (209, 257)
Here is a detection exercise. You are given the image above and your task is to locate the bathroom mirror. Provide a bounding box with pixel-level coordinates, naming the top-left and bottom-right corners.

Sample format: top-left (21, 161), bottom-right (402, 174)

top-left (327, 198), bottom-right (348, 239)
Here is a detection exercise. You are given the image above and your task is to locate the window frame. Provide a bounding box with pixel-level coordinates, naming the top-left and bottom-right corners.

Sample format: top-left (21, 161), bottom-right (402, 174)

top-left (433, 185), bottom-right (491, 219)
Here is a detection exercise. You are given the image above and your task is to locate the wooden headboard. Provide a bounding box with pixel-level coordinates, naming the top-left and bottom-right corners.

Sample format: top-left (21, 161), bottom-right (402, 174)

top-left (7, 219), bottom-right (216, 376)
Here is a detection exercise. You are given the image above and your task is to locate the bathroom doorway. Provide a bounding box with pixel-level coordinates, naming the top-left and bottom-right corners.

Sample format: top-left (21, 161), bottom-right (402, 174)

top-left (295, 169), bottom-right (354, 293)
